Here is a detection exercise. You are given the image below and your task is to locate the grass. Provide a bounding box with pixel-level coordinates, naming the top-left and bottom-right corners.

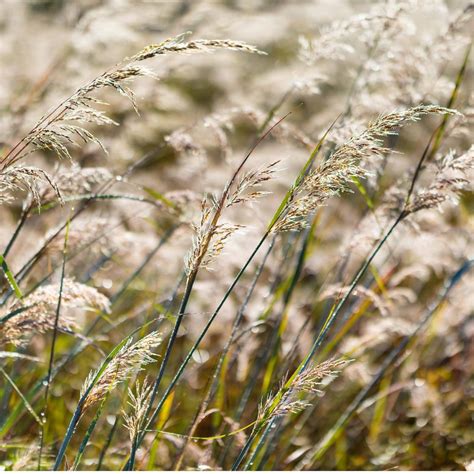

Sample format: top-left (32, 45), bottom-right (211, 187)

top-left (0, 0), bottom-right (473, 471)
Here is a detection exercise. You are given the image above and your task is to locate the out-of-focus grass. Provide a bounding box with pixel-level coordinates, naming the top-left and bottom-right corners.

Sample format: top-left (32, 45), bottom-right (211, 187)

top-left (0, 0), bottom-right (473, 471)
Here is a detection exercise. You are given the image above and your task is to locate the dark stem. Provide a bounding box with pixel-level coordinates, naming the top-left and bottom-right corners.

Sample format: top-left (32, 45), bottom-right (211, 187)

top-left (38, 218), bottom-right (69, 470)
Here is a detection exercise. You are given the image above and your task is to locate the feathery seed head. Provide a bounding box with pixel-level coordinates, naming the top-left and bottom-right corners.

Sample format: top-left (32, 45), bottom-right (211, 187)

top-left (0, 280), bottom-right (110, 346)
top-left (185, 195), bottom-right (243, 275)
top-left (82, 331), bottom-right (161, 410)
top-left (122, 378), bottom-right (153, 443)
top-left (0, 166), bottom-right (62, 208)
top-left (406, 146), bottom-right (474, 214)
top-left (274, 105), bottom-right (457, 232)
top-left (130, 34), bottom-right (266, 62)
top-left (40, 164), bottom-right (113, 203)
top-left (260, 359), bottom-right (348, 420)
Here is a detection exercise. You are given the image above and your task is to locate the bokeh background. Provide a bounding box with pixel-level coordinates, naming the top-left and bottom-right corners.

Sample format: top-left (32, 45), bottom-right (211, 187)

top-left (0, 0), bottom-right (473, 470)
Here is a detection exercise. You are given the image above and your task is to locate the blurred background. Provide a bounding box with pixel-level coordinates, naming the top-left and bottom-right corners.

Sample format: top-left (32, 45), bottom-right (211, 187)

top-left (0, 0), bottom-right (473, 470)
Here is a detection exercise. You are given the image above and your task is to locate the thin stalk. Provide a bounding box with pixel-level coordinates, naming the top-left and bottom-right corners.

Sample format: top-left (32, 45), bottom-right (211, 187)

top-left (127, 230), bottom-right (272, 470)
top-left (304, 214), bottom-right (401, 373)
top-left (3, 207), bottom-right (30, 257)
top-left (0, 367), bottom-right (42, 427)
top-left (72, 395), bottom-right (108, 470)
top-left (125, 115), bottom-right (292, 470)
top-left (53, 402), bottom-right (84, 470)
top-left (38, 215), bottom-right (70, 469)
top-left (298, 260), bottom-right (473, 469)
top-left (426, 42), bottom-right (471, 161)
top-left (96, 415), bottom-right (119, 470)
top-left (254, 416), bottom-right (285, 470)
top-left (173, 237), bottom-right (276, 469)
top-left (243, 421), bottom-right (272, 470)
top-left (232, 424), bottom-right (260, 470)
top-left (0, 227), bottom-right (177, 438)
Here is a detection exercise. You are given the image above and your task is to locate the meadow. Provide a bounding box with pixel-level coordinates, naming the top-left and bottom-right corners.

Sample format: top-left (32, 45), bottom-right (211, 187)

top-left (0, 0), bottom-right (473, 470)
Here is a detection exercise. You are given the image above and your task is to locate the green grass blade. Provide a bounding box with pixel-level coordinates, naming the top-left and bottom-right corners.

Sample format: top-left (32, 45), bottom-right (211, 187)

top-left (0, 367), bottom-right (42, 428)
top-left (0, 253), bottom-right (23, 300)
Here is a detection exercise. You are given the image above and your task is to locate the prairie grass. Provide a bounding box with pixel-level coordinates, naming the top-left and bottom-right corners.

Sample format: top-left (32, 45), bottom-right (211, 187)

top-left (0, 0), bottom-right (473, 471)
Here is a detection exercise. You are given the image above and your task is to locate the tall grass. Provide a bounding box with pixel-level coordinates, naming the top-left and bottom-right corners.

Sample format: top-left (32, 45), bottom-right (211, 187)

top-left (0, 0), bottom-right (473, 471)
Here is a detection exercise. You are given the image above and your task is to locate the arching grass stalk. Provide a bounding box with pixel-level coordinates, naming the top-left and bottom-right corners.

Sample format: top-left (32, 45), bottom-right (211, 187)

top-left (237, 151), bottom-right (450, 470)
top-left (232, 53), bottom-right (470, 467)
top-left (173, 236), bottom-right (276, 470)
top-left (123, 117), bottom-right (338, 470)
top-left (2, 36), bottom-right (263, 171)
top-left (125, 114), bottom-right (293, 470)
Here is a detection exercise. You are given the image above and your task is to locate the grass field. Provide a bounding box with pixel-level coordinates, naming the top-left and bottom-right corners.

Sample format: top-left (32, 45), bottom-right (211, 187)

top-left (0, 0), bottom-right (473, 470)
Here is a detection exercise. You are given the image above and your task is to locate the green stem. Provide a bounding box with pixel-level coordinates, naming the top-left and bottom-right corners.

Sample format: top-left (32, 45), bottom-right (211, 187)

top-left (38, 217), bottom-right (70, 469)
top-left (127, 269), bottom-right (198, 470)
top-left (73, 396), bottom-right (108, 470)
top-left (299, 259), bottom-right (473, 468)
top-left (236, 214), bottom-right (403, 469)
top-left (133, 232), bottom-right (271, 461)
